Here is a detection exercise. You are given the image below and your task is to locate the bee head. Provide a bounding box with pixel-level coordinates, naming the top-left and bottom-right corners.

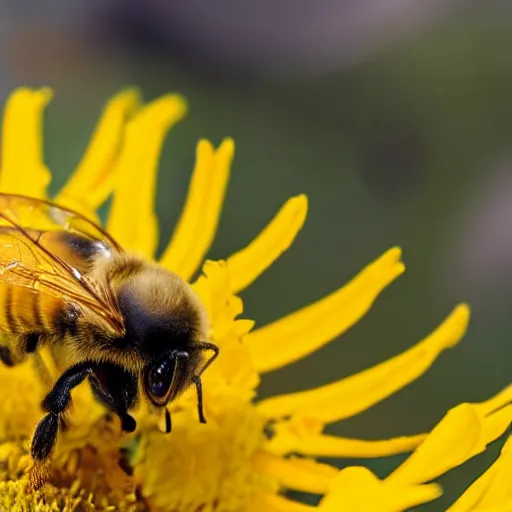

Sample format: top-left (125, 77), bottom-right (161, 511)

top-left (115, 264), bottom-right (210, 406)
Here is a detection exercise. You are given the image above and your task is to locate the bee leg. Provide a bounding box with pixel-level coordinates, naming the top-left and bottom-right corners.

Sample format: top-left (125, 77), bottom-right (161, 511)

top-left (28, 362), bottom-right (92, 489)
top-left (88, 364), bottom-right (138, 434)
top-left (0, 346), bottom-right (14, 367)
top-left (88, 375), bottom-right (137, 433)
top-left (120, 412), bottom-right (137, 433)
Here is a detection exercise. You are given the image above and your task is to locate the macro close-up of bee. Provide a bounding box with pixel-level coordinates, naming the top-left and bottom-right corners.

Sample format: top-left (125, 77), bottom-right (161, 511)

top-left (0, 193), bottom-right (218, 489)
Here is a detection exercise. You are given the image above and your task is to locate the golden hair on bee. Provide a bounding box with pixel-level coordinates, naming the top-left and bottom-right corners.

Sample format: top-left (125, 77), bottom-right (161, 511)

top-left (0, 193), bottom-right (218, 490)
top-left (74, 252), bottom-right (210, 370)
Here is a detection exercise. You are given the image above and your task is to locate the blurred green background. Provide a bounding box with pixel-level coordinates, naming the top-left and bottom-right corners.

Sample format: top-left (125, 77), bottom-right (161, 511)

top-left (2, 2), bottom-right (512, 510)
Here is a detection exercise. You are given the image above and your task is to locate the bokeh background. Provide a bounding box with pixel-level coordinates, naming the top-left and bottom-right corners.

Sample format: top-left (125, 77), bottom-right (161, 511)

top-left (1, 1), bottom-right (512, 510)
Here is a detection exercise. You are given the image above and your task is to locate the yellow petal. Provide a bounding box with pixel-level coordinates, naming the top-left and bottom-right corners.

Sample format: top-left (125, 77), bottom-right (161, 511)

top-left (474, 385), bottom-right (512, 416)
top-left (257, 304), bottom-right (469, 422)
top-left (472, 505), bottom-right (512, 512)
top-left (160, 138), bottom-right (234, 280)
top-left (248, 493), bottom-right (314, 512)
top-left (387, 404), bottom-right (512, 486)
top-left (318, 467), bottom-right (441, 512)
top-left (253, 451), bottom-right (337, 494)
top-left (56, 89), bottom-right (140, 215)
top-left (448, 437), bottom-right (512, 512)
top-left (246, 247), bottom-right (405, 374)
top-left (266, 416), bottom-right (426, 457)
top-left (226, 195), bottom-right (308, 293)
top-left (1, 87), bottom-right (52, 197)
top-left (107, 94), bottom-right (187, 257)
top-left (448, 466), bottom-right (496, 512)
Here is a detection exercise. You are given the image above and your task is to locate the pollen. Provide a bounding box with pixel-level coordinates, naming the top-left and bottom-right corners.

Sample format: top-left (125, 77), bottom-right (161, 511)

top-left (0, 87), bottom-right (509, 511)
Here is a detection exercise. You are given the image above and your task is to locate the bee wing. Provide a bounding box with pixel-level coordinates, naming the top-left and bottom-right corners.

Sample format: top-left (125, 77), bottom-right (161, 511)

top-left (0, 194), bottom-right (125, 336)
top-left (0, 193), bottom-right (121, 252)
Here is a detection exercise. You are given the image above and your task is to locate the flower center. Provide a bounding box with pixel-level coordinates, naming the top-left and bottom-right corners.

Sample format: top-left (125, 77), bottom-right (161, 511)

top-left (134, 392), bottom-right (274, 512)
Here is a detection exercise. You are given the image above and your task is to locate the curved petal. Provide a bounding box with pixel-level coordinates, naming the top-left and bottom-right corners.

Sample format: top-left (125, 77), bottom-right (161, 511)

top-left (266, 416), bottom-right (426, 457)
top-left (448, 466), bottom-right (496, 512)
top-left (107, 94), bottom-right (187, 258)
top-left (319, 468), bottom-right (441, 512)
top-left (246, 247), bottom-right (405, 373)
top-left (226, 195), bottom-right (308, 293)
top-left (290, 433), bottom-right (426, 459)
top-left (387, 403), bottom-right (512, 486)
top-left (257, 304), bottom-right (470, 422)
top-left (253, 452), bottom-right (337, 494)
top-left (1, 88), bottom-right (52, 198)
top-left (248, 493), bottom-right (314, 512)
top-left (160, 138), bottom-right (234, 280)
top-left (56, 89), bottom-right (140, 215)
top-left (472, 504), bottom-right (512, 512)
top-left (474, 385), bottom-right (512, 416)
top-left (447, 437), bottom-right (512, 512)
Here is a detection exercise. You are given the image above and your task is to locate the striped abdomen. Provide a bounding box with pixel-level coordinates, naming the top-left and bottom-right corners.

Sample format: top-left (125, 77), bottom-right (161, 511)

top-left (0, 283), bottom-right (65, 335)
top-left (0, 228), bottom-right (103, 339)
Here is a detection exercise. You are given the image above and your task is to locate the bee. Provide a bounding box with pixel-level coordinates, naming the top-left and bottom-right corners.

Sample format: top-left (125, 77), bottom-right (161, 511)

top-left (0, 193), bottom-right (218, 488)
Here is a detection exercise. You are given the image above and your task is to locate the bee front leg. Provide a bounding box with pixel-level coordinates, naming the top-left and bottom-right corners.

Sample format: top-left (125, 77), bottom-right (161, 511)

top-left (0, 345), bottom-right (14, 366)
top-left (28, 362), bottom-right (92, 490)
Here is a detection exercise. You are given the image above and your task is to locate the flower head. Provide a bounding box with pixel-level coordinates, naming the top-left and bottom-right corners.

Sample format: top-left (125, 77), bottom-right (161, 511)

top-left (0, 87), bottom-right (509, 511)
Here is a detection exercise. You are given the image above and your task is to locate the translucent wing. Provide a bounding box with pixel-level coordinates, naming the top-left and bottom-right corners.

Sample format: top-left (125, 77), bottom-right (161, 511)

top-left (0, 194), bottom-right (125, 336)
top-left (0, 193), bottom-right (121, 251)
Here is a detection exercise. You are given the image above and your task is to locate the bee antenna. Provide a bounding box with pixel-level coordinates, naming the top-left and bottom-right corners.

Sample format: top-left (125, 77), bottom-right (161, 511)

top-left (164, 407), bottom-right (172, 433)
top-left (189, 342), bottom-right (218, 424)
top-left (191, 341), bottom-right (219, 376)
top-left (193, 375), bottom-right (207, 424)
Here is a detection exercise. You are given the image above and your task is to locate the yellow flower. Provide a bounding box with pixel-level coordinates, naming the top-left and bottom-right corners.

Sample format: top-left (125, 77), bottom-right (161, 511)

top-left (0, 87), bottom-right (509, 511)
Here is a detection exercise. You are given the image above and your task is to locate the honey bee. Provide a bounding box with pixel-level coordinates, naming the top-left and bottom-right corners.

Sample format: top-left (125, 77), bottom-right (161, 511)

top-left (0, 193), bottom-right (218, 488)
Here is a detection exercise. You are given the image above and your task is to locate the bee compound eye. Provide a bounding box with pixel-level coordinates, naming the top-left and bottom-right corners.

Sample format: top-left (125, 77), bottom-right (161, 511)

top-left (149, 358), bottom-right (176, 399)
